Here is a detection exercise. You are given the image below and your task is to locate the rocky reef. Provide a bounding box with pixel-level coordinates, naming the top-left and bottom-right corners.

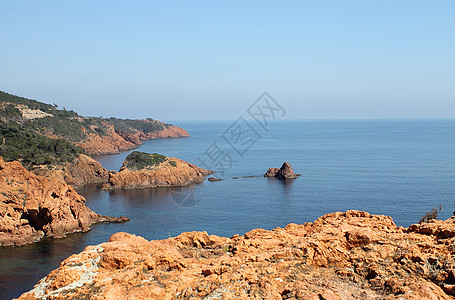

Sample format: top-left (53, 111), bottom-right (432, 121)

top-left (265, 161), bottom-right (300, 179)
top-left (18, 210), bottom-right (455, 299)
top-left (0, 157), bottom-right (128, 247)
top-left (208, 177), bottom-right (222, 182)
top-left (103, 151), bottom-right (213, 190)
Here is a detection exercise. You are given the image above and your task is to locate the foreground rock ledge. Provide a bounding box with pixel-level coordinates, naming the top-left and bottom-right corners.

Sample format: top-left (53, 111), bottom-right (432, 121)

top-left (19, 211), bottom-right (455, 299)
top-left (0, 157), bottom-right (128, 247)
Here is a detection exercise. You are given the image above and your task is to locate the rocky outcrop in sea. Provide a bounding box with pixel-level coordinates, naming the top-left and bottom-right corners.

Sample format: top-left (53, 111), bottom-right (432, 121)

top-left (265, 161), bottom-right (300, 179)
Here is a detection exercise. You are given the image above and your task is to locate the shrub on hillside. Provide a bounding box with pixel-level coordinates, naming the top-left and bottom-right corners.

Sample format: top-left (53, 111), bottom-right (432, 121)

top-left (124, 151), bottom-right (167, 170)
top-left (418, 206), bottom-right (442, 224)
top-left (0, 121), bottom-right (85, 168)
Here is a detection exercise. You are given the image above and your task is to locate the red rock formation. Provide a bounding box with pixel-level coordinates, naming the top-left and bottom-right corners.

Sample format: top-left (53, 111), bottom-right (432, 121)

top-left (265, 161), bottom-right (299, 179)
top-left (136, 123), bottom-right (190, 139)
top-left (103, 157), bottom-right (213, 190)
top-left (264, 167), bottom-right (280, 177)
top-left (0, 157), bottom-right (128, 247)
top-left (76, 123), bottom-right (190, 155)
top-left (35, 154), bottom-right (110, 189)
top-left (18, 211), bottom-right (455, 299)
top-left (61, 154), bottom-right (109, 188)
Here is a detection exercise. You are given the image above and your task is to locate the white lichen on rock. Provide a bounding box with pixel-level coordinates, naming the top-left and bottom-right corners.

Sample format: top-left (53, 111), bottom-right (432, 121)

top-left (30, 245), bottom-right (103, 299)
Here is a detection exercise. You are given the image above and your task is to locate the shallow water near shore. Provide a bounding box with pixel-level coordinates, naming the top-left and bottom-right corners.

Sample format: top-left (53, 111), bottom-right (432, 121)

top-left (1, 119), bottom-right (455, 299)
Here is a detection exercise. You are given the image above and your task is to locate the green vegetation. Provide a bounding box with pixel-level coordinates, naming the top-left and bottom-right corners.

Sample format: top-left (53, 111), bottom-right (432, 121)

top-left (0, 90), bottom-right (175, 168)
top-left (418, 206), bottom-right (442, 224)
top-left (169, 160), bottom-right (177, 167)
top-left (0, 91), bottom-right (168, 142)
top-left (0, 121), bottom-right (85, 168)
top-left (0, 103), bottom-right (22, 122)
top-left (23, 117), bottom-right (87, 142)
top-left (106, 117), bottom-right (165, 133)
top-left (0, 91), bottom-right (54, 111)
top-left (124, 151), bottom-right (168, 170)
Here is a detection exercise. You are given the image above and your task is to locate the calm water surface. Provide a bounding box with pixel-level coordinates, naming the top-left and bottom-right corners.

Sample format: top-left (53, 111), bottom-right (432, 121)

top-left (1, 120), bottom-right (455, 299)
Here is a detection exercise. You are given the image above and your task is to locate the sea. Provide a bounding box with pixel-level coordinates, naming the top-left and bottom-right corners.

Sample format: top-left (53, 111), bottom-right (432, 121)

top-left (1, 119), bottom-right (455, 299)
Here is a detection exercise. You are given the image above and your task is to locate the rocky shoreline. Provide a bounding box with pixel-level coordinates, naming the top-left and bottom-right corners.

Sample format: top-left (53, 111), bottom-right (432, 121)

top-left (103, 153), bottom-right (213, 190)
top-left (0, 157), bottom-right (128, 247)
top-left (0, 150), bottom-right (213, 247)
top-left (17, 210), bottom-right (455, 299)
top-left (76, 122), bottom-right (190, 156)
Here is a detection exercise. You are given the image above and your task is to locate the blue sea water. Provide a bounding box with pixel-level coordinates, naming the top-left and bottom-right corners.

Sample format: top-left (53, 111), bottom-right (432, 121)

top-left (1, 119), bottom-right (455, 299)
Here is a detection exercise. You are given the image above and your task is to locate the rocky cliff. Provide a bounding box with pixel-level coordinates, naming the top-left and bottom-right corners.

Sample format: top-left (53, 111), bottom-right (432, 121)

top-left (0, 157), bottom-right (128, 247)
top-left (61, 154), bottom-right (110, 188)
top-left (18, 210), bottom-right (455, 299)
top-left (76, 121), bottom-right (190, 156)
top-left (103, 152), bottom-right (213, 190)
top-left (33, 154), bottom-right (109, 189)
top-left (0, 91), bottom-right (190, 160)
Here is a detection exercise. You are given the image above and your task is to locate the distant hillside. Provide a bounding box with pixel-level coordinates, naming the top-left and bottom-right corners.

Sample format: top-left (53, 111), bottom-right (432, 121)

top-left (0, 91), bottom-right (189, 168)
top-left (0, 91), bottom-right (168, 142)
top-left (0, 121), bottom-right (85, 168)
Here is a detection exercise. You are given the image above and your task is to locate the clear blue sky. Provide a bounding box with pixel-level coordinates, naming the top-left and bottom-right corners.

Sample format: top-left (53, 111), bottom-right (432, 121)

top-left (1, 1), bottom-right (454, 121)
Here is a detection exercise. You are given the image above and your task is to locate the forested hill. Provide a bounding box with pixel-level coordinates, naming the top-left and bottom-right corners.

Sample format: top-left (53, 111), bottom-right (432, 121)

top-left (0, 91), bottom-right (186, 168)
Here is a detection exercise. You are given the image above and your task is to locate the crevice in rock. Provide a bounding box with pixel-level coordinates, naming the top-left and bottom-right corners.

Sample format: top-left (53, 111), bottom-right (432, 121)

top-left (26, 208), bottom-right (52, 232)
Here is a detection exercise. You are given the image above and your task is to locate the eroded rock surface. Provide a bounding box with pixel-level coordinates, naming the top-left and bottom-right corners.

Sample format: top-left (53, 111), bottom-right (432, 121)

top-left (0, 157), bottom-right (128, 247)
top-left (19, 211), bottom-right (455, 299)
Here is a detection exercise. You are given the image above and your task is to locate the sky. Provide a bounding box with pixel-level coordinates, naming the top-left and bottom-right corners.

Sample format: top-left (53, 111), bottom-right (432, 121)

top-left (1, 1), bottom-right (454, 121)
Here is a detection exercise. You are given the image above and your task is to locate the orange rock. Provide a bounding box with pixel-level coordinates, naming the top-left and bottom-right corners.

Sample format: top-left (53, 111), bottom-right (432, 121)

top-left (35, 154), bottom-right (109, 188)
top-left (103, 157), bottom-right (213, 190)
top-left (264, 162), bottom-right (299, 179)
top-left (319, 289), bottom-right (341, 300)
top-left (0, 157), bottom-right (128, 247)
top-left (77, 122), bottom-right (190, 155)
top-left (62, 154), bottom-right (109, 188)
top-left (18, 210), bottom-right (455, 299)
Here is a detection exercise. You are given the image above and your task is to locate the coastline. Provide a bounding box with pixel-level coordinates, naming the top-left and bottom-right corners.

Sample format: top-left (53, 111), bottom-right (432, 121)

top-left (2, 119), bottom-right (455, 299)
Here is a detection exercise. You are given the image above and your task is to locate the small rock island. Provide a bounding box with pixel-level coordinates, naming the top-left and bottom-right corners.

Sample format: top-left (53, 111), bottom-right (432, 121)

top-left (264, 162), bottom-right (300, 179)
